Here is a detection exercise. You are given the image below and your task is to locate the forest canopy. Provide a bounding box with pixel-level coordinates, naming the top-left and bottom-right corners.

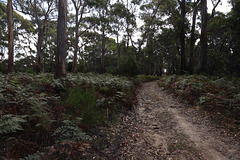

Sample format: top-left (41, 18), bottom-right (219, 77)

top-left (0, 0), bottom-right (239, 77)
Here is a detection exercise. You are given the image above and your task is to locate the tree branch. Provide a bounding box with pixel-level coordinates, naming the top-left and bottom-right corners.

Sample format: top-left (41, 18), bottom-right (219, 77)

top-left (209, 0), bottom-right (221, 20)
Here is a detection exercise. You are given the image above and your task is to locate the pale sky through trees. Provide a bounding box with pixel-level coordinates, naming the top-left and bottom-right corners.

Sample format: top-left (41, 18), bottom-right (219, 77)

top-left (1, 0), bottom-right (232, 59)
top-left (16, 0), bottom-right (232, 22)
top-left (208, 0), bottom-right (231, 13)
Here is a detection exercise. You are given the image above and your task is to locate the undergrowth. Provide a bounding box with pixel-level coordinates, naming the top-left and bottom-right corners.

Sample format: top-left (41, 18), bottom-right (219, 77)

top-left (135, 74), bottom-right (159, 83)
top-left (0, 72), bottom-right (136, 159)
top-left (63, 85), bottom-right (104, 125)
top-left (158, 75), bottom-right (240, 121)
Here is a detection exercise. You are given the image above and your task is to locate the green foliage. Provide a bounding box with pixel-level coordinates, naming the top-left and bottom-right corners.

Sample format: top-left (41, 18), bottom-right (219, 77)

top-left (51, 78), bottom-right (66, 91)
top-left (199, 95), bottom-right (208, 105)
top-left (227, 0), bottom-right (240, 76)
top-left (20, 154), bottom-right (42, 160)
top-left (136, 75), bottom-right (159, 83)
top-left (119, 56), bottom-right (140, 77)
top-left (66, 73), bottom-right (134, 91)
top-left (0, 72), bottom-right (136, 158)
top-left (25, 68), bottom-right (37, 75)
top-left (0, 114), bottom-right (26, 135)
top-left (159, 75), bottom-right (240, 119)
top-left (65, 86), bottom-right (96, 107)
top-left (0, 114), bottom-right (27, 145)
top-left (64, 85), bottom-right (104, 124)
top-left (28, 97), bottom-right (55, 131)
top-left (0, 2), bottom-right (34, 59)
top-left (0, 61), bottom-right (7, 74)
top-left (14, 56), bottom-right (35, 72)
top-left (54, 125), bottom-right (92, 142)
top-left (53, 118), bottom-right (92, 142)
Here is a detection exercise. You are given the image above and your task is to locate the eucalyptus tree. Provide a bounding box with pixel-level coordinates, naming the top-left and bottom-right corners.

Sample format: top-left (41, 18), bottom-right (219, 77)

top-left (178, 0), bottom-right (187, 74)
top-left (156, 28), bottom-right (180, 75)
top-left (70, 0), bottom-right (89, 73)
top-left (81, 31), bottom-right (102, 72)
top-left (189, 0), bottom-right (200, 74)
top-left (162, 0), bottom-right (191, 74)
top-left (0, 3), bottom-right (8, 57)
top-left (123, 0), bottom-right (137, 49)
top-left (110, 1), bottom-right (127, 67)
top-left (0, 2), bottom-right (34, 67)
top-left (198, 0), bottom-right (221, 74)
top-left (55, 0), bottom-right (67, 78)
top-left (99, 0), bottom-right (110, 73)
top-left (42, 20), bottom-right (57, 72)
top-left (138, 0), bottom-right (161, 61)
top-left (14, 0), bottom-right (55, 73)
top-left (207, 12), bottom-right (231, 75)
top-left (203, 1), bottom-right (240, 76)
top-left (144, 31), bottom-right (156, 75)
top-left (7, 0), bottom-right (14, 72)
top-left (228, 0), bottom-right (240, 76)
top-left (87, 0), bottom-right (111, 73)
top-left (198, 0), bottom-right (208, 73)
top-left (139, 0), bottom-right (179, 75)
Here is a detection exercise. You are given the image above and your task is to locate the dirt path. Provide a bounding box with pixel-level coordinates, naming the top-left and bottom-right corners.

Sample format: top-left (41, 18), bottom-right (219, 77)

top-left (93, 81), bottom-right (240, 159)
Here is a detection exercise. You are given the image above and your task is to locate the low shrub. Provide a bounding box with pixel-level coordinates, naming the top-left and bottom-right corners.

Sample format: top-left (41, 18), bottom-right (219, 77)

top-left (63, 85), bottom-right (104, 125)
top-left (0, 72), bottom-right (137, 159)
top-left (159, 75), bottom-right (240, 120)
top-left (136, 75), bottom-right (159, 83)
top-left (25, 68), bottom-right (37, 75)
top-left (0, 62), bottom-right (7, 74)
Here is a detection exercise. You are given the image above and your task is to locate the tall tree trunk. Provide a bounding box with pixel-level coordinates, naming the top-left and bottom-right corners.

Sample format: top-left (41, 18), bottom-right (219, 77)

top-left (36, 29), bottom-right (43, 73)
top-left (117, 32), bottom-right (120, 68)
top-left (189, 0), bottom-right (199, 74)
top-left (79, 50), bottom-right (87, 72)
top-left (167, 54), bottom-right (171, 75)
top-left (55, 0), bottom-right (67, 78)
top-left (101, 27), bottom-right (106, 73)
top-left (72, 10), bottom-right (79, 73)
top-left (7, 0), bottom-right (14, 73)
top-left (126, 0), bottom-right (129, 48)
top-left (159, 58), bottom-right (163, 76)
top-left (71, 0), bottom-right (87, 73)
top-left (198, 0), bottom-right (208, 74)
top-left (180, 0), bottom-right (186, 74)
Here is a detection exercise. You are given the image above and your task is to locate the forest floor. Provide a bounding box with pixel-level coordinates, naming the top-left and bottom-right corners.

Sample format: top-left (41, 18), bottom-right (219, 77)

top-left (91, 81), bottom-right (240, 160)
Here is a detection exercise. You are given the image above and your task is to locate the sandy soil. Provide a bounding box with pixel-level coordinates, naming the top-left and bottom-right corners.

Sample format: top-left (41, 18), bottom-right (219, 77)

top-left (92, 81), bottom-right (240, 160)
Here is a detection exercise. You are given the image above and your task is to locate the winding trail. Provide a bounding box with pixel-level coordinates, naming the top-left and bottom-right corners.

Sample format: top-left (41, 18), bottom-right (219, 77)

top-left (95, 81), bottom-right (240, 159)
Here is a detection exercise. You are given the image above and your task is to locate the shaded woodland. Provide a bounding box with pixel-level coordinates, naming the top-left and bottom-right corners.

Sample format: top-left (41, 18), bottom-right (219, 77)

top-left (0, 0), bottom-right (240, 159)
